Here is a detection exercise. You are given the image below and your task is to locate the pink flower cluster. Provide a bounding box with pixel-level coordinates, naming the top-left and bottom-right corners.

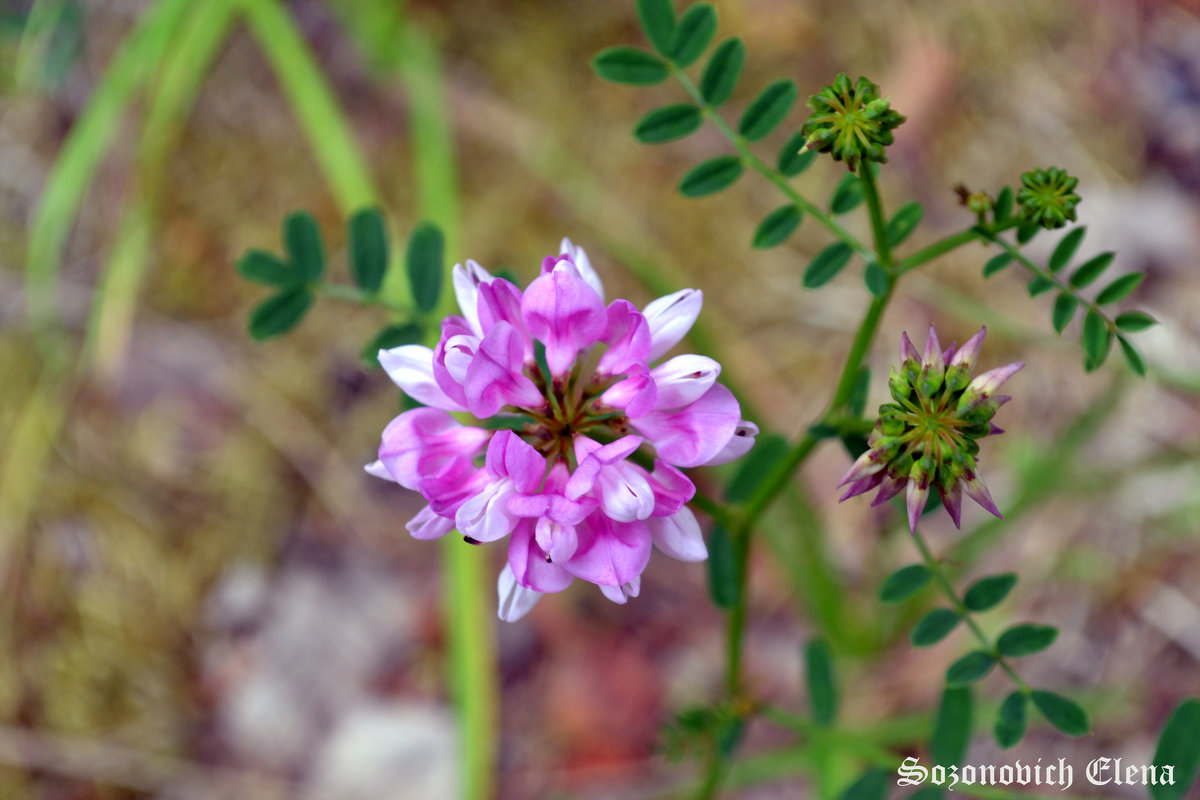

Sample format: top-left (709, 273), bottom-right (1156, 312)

top-left (367, 240), bottom-right (756, 621)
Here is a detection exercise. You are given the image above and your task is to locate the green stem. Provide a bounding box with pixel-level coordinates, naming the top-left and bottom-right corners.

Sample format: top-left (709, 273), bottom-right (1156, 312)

top-left (895, 218), bottom-right (1021, 275)
top-left (315, 281), bottom-right (411, 314)
top-left (858, 166), bottom-right (892, 272)
top-left (672, 70), bottom-right (875, 262)
top-left (910, 528), bottom-right (1030, 693)
top-left (989, 234), bottom-right (1119, 333)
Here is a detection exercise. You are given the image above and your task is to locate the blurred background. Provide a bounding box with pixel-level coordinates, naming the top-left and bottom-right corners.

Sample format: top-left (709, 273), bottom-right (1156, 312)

top-left (1, 0), bottom-right (1199, 798)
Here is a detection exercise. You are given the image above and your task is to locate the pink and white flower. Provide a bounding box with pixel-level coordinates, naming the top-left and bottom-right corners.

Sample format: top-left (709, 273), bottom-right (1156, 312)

top-left (368, 239), bottom-right (754, 621)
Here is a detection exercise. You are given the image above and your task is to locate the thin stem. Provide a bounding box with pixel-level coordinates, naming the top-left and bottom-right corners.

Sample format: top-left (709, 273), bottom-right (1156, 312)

top-left (672, 70), bottom-right (875, 262)
top-left (895, 218), bottom-right (1021, 275)
top-left (989, 234), bottom-right (1119, 334)
top-left (315, 281), bottom-right (412, 314)
top-left (858, 165), bottom-right (892, 272)
top-left (910, 528), bottom-right (1031, 693)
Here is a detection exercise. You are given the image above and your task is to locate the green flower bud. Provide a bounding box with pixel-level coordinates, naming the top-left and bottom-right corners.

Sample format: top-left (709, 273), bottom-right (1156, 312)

top-left (800, 74), bottom-right (906, 172)
top-left (1017, 166), bottom-right (1081, 229)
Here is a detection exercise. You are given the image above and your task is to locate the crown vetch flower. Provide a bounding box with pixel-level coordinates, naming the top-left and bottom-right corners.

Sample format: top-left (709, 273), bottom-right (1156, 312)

top-left (367, 239), bottom-right (755, 621)
top-left (837, 325), bottom-right (1022, 532)
top-left (1017, 166), bottom-right (1081, 229)
top-left (801, 74), bottom-right (906, 172)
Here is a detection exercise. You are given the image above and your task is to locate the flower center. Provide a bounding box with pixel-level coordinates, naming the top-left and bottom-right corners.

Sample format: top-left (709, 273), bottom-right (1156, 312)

top-left (511, 353), bottom-right (628, 463)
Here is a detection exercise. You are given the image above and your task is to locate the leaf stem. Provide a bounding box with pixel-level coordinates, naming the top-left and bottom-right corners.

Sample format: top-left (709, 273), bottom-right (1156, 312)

top-left (910, 527), bottom-right (1031, 693)
top-left (671, 70), bottom-right (875, 262)
top-left (858, 165), bottom-right (892, 272)
top-left (315, 281), bottom-right (412, 314)
top-left (895, 218), bottom-right (1020, 275)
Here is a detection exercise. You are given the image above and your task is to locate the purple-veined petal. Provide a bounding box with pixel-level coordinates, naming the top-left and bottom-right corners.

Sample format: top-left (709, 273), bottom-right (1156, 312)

top-left (938, 481), bottom-right (964, 529)
top-left (452, 259), bottom-right (494, 337)
top-left (497, 564), bottom-right (542, 622)
top-left (869, 472), bottom-right (907, 507)
top-left (521, 261), bottom-right (607, 377)
top-left (647, 460), bottom-right (695, 517)
top-left (702, 419), bottom-right (759, 466)
top-left (837, 446), bottom-right (889, 488)
top-left (378, 408), bottom-right (491, 490)
top-left (839, 472), bottom-right (884, 502)
top-left (509, 520), bottom-right (574, 593)
top-left (906, 478), bottom-right (929, 533)
top-left (648, 507), bottom-right (706, 561)
top-left (563, 514), bottom-right (651, 587)
top-left (485, 429), bottom-right (546, 493)
top-left (432, 319), bottom-right (475, 409)
top-left (477, 278), bottom-right (530, 350)
top-left (632, 383), bottom-right (740, 468)
top-left (900, 331), bottom-right (920, 362)
top-left (650, 354), bottom-right (720, 410)
top-left (962, 471), bottom-right (1002, 518)
top-left (961, 362), bottom-right (1025, 403)
top-left (597, 300), bottom-right (651, 376)
top-left (407, 504), bottom-right (455, 540)
top-left (464, 322), bottom-right (543, 417)
top-left (455, 477), bottom-right (518, 543)
top-left (560, 238), bottom-right (604, 300)
top-left (949, 327), bottom-right (986, 370)
top-left (643, 289), bottom-right (702, 362)
top-left (419, 457), bottom-right (490, 517)
top-left (379, 345), bottom-right (467, 412)
top-left (922, 325), bottom-right (944, 373)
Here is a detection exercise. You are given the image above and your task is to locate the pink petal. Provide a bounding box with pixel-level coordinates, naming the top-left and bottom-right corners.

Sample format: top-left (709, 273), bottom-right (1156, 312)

top-left (562, 514), bottom-right (652, 587)
top-left (485, 430), bottom-right (546, 493)
top-left (464, 321), bottom-right (543, 417)
top-left (650, 354), bottom-right (721, 410)
top-left (938, 481), bottom-right (963, 528)
top-left (477, 278), bottom-right (530, 347)
top-left (647, 460), bottom-right (695, 518)
top-left (900, 331), bottom-right (920, 362)
top-left (632, 383), bottom-right (740, 468)
top-left (597, 300), bottom-right (651, 376)
top-left (452, 259), bottom-right (494, 337)
top-left (922, 325), bottom-right (944, 373)
top-left (406, 504), bottom-right (455, 540)
top-left (378, 408), bottom-right (491, 490)
top-left (949, 327), bottom-right (987, 370)
top-left (599, 577), bottom-right (641, 604)
top-left (508, 520), bottom-right (574, 593)
top-left (560, 237), bottom-right (605, 299)
top-left (702, 420), bottom-right (758, 466)
top-left (521, 261), bottom-right (607, 376)
top-left (906, 478), bottom-right (929, 533)
top-left (962, 472), bottom-right (1002, 518)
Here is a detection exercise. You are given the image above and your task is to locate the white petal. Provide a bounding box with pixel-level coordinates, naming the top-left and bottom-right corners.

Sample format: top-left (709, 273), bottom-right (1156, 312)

top-left (455, 479), bottom-right (516, 543)
top-left (649, 354), bottom-right (720, 409)
top-left (598, 576), bottom-right (640, 604)
top-left (364, 460), bottom-right (394, 481)
top-left (701, 420), bottom-right (759, 466)
top-left (598, 465), bottom-right (655, 522)
top-left (560, 237), bottom-right (604, 300)
top-left (648, 507), bottom-right (707, 561)
top-left (406, 505), bottom-right (455, 540)
top-left (497, 565), bottom-right (542, 622)
top-left (452, 259), bottom-right (494, 337)
top-left (643, 289), bottom-right (702, 362)
top-left (379, 345), bottom-right (466, 411)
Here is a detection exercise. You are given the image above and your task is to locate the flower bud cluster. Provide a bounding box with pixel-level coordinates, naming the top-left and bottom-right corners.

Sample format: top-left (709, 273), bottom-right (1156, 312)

top-left (838, 326), bottom-right (1023, 532)
top-left (801, 74), bottom-right (906, 172)
top-left (1017, 166), bottom-right (1081, 229)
